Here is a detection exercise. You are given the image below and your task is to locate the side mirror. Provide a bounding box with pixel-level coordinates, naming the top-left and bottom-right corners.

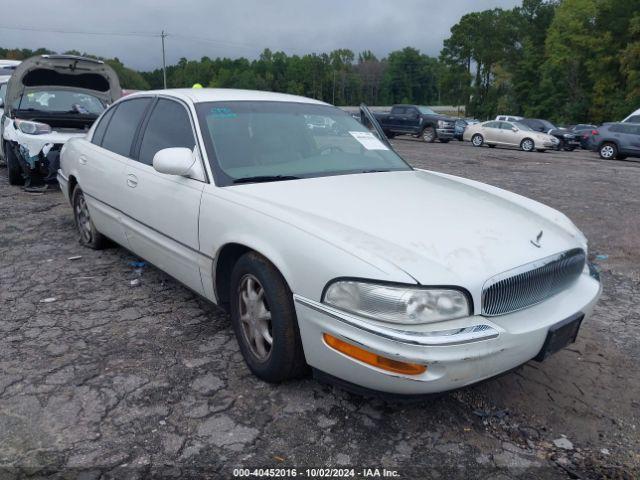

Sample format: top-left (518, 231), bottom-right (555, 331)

top-left (153, 147), bottom-right (196, 176)
top-left (512, 127), bottom-right (518, 132)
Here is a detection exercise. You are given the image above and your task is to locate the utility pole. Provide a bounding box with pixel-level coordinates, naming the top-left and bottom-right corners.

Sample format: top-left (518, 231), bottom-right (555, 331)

top-left (161, 30), bottom-right (167, 89)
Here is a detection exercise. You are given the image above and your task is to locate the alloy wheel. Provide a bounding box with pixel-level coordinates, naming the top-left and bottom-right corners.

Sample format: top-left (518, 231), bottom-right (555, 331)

top-left (472, 135), bottom-right (483, 147)
top-left (238, 274), bottom-right (273, 361)
top-left (600, 145), bottom-right (615, 159)
top-left (522, 139), bottom-right (534, 152)
top-left (74, 193), bottom-right (93, 244)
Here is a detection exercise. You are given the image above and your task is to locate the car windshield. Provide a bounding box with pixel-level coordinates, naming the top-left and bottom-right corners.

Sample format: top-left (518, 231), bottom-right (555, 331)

top-left (514, 122), bottom-right (533, 131)
top-left (196, 101), bottom-right (411, 185)
top-left (13, 89), bottom-right (105, 115)
top-left (417, 106), bottom-right (436, 115)
top-left (538, 119), bottom-right (556, 130)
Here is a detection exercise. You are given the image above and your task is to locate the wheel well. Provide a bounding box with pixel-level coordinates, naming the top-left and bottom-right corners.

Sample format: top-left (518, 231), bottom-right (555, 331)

top-left (214, 243), bottom-right (253, 309)
top-left (68, 175), bottom-right (78, 199)
top-left (599, 140), bottom-right (617, 149)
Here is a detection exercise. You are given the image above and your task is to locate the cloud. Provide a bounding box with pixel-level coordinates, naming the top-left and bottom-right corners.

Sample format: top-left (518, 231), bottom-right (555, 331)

top-left (0, 0), bottom-right (522, 70)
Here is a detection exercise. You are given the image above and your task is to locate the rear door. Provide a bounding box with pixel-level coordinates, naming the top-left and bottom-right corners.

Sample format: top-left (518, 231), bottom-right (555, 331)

top-left (79, 97), bottom-right (153, 247)
top-left (482, 121), bottom-right (502, 143)
top-left (386, 106), bottom-right (406, 131)
top-left (624, 124), bottom-right (640, 154)
top-left (120, 96), bottom-right (206, 294)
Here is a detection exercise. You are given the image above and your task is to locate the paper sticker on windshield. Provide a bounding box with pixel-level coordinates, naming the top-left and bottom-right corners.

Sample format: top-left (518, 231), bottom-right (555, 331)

top-left (209, 107), bottom-right (237, 119)
top-left (349, 131), bottom-right (388, 150)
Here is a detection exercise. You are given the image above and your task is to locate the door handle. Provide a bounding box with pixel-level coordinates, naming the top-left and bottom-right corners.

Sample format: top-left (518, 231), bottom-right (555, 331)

top-left (79, 155), bottom-right (88, 165)
top-left (126, 174), bottom-right (138, 188)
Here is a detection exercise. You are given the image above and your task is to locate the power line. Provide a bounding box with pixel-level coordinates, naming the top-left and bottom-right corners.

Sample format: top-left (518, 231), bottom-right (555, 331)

top-left (0, 24), bottom-right (160, 38)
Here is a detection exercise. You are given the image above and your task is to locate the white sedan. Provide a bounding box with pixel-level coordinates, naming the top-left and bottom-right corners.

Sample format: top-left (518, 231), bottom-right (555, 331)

top-left (59, 89), bottom-right (601, 396)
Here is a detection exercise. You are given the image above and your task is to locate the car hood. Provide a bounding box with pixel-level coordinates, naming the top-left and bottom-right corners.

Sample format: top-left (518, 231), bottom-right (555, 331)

top-left (226, 170), bottom-right (587, 291)
top-left (4, 55), bottom-right (121, 115)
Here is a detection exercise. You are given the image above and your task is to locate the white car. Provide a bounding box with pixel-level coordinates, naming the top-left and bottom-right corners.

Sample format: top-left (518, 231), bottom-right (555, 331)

top-left (2, 55), bottom-right (121, 188)
top-left (59, 89), bottom-right (601, 396)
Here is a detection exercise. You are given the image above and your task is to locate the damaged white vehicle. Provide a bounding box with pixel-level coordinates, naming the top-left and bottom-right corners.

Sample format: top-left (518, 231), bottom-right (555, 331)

top-left (1, 55), bottom-right (120, 188)
top-left (59, 89), bottom-right (601, 396)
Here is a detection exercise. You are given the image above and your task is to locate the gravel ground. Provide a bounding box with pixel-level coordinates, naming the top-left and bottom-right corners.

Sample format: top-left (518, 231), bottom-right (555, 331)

top-left (0, 139), bottom-right (638, 479)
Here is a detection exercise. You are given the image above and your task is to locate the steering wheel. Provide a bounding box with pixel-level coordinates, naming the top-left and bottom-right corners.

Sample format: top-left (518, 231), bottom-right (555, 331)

top-left (319, 145), bottom-right (344, 155)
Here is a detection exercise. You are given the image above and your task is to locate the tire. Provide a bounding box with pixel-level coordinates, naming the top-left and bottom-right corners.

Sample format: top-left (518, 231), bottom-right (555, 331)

top-left (5, 143), bottom-right (23, 186)
top-left (488, 144), bottom-right (496, 148)
top-left (438, 139), bottom-right (450, 143)
top-left (471, 134), bottom-right (484, 147)
top-left (520, 138), bottom-right (535, 152)
top-left (421, 126), bottom-right (436, 143)
top-left (564, 145), bottom-right (575, 152)
top-left (555, 139), bottom-right (564, 151)
top-left (536, 149), bottom-right (546, 153)
top-left (385, 132), bottom-right (396, 139)
top-left (229, 252), bottom-right (308, 383)
top-left (72, 187), bottom-right (106, 249)
top-left (599, 142), bottom-right (617, 160)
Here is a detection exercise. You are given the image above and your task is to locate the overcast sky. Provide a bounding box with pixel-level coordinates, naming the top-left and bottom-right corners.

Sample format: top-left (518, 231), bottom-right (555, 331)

top-left (0, 0), bottom-right (521, 71)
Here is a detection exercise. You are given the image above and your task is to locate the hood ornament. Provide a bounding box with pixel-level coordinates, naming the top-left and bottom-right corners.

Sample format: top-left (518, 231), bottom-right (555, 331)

top-left (531, 230), bottom-right (543, 248)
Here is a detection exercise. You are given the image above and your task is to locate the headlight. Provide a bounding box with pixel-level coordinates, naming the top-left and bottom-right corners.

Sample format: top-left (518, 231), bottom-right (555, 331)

top-left (323, 280), bottom-right (470, 325)
top-left (437, 120), bottom-right (447, 128)
top-left (15, 119), bottom-right (52, 135)
top-left (551, 137), bottom-right (560, 143)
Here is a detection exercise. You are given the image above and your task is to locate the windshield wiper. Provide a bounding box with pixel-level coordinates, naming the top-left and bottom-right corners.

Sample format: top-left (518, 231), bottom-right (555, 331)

top-left (232, 175), bottom-right (301, 184)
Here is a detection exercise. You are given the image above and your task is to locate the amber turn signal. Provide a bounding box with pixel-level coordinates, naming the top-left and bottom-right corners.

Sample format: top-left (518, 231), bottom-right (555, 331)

top-left (323, 333), bottom-right (427, 375)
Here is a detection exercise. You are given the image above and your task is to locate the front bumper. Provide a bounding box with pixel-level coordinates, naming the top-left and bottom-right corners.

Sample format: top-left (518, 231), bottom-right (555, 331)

top-left (436, 128), bottom-right (455, 139)
top-left (294, 272), bottom-right (601, 395)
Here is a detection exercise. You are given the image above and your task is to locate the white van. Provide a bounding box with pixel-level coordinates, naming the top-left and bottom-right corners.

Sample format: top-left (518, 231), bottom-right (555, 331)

top-left (622, 108), bottom-right (640, 123)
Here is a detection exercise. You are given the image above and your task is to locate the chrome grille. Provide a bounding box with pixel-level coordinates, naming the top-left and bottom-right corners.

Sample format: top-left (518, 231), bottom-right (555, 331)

top-left (482, 249), bottom-right (586, 316)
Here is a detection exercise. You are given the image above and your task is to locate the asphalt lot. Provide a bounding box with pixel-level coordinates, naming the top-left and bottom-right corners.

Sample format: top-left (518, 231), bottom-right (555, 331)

top-left (1, 138), bottom-right (639, 479)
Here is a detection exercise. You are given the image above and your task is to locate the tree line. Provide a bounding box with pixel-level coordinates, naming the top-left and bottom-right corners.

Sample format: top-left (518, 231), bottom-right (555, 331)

top-left (2, 0), bottom-right (639, 123)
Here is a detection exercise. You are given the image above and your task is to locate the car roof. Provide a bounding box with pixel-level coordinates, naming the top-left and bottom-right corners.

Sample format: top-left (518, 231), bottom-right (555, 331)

top-left (0, 59), bottom-right (21, 67)
top-left (126, 88), bottom-right (330, 106)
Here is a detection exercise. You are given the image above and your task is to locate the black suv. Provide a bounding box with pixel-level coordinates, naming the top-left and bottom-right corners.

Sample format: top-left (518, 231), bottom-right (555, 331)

top-left (520, 118), bottom-right (580, 151)
top-left (589, 123), bottom-right (640, 160)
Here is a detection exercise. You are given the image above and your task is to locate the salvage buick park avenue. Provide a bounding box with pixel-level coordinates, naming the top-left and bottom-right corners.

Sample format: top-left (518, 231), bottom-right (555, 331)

top-left (59, 89), bottom-right (601, 396)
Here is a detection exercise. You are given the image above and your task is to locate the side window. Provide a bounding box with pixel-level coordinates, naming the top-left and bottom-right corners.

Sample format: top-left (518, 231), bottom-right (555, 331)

top-left (391, 106), bottom-right (406, 115)
top-left (91, 106), bottom-right (116, 146)
top-left (625, 115), bottom-right (640, 123)
top-left (101, 98), bottom-right (152, 158)
top-left (485, 121), bottom-right (499, 128)
top-left (138, 99), bottom-right (196, 166)
top-left (610, 124), bottom-right (623, 133)
top-left (500, 122), bottom-right (512, 130)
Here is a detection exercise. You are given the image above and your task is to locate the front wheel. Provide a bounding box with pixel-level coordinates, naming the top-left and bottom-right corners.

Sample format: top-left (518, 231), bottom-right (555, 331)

top-left (422, 126), bottom-right (436, 143)
top-left (564, 146), bottom-right (575, 152)
top-left (599, 142), bottom-right (617, 160)
top-left (229, 252), bottom-right (308, 383)
top-left (72, 187), bottom-right (106, 249)
top-left (471, 134), bottom-right (484, 147)
top-left (520, 138), bottom-right (535, 152)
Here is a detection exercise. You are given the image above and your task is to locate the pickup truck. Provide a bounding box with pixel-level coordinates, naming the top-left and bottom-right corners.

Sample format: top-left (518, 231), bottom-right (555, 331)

top-left (374, 104), bottom-right (456, 143)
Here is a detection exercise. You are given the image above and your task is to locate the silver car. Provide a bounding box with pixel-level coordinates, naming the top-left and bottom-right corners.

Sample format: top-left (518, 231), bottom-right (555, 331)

top-left (464, 120), bottom-right (559, 152)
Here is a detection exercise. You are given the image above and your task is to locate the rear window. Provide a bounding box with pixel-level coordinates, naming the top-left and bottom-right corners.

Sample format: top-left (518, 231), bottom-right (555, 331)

top-left (91, 106), bottom-right (116, 146)
top-left (625, 115), bottom-right (640, 124)
top-left (101, 98), bottom-right (151, 158)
